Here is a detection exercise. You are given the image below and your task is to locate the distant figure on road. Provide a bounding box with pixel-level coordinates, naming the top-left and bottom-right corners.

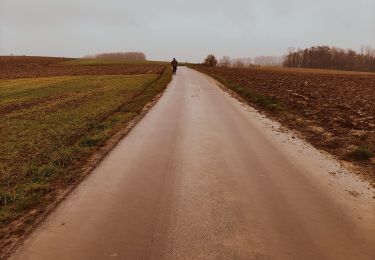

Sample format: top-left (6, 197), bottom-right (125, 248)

top-left (171, 58), bottom-right (178, 75)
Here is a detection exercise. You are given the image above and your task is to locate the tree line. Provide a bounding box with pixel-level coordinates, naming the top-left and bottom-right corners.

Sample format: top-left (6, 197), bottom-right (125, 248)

top-left (283, 46), bottom-right (375, 72)
top-left (203, 55), bottom-right (283, 68)
top-left (84, 52), bottom-right (146, 61)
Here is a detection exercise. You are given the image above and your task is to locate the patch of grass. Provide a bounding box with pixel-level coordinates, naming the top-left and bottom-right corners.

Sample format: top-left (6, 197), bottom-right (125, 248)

top-left (0, 67), bottom-right (171, 227)
top-left (0, 189), bottom-right (17, 207)
top-left (26, 163), bottom-right (60, 183)
top-left (325, 138), bottom-right (344, 149)
top-left (346, 145), bottom-right (374, 161)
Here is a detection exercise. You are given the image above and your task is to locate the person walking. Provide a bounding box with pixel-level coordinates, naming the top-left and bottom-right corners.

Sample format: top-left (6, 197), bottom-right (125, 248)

top-left (171, 58), bottom-right (178, 75)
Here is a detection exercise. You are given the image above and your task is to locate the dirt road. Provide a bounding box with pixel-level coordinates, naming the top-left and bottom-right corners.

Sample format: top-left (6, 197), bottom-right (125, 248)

top-left (11, 67), bottom-right (375, 259)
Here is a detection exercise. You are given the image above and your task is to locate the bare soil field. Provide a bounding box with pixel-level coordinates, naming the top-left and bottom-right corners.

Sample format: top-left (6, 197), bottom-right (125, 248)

top-left (193, 66), bottom-right (375, 185)
top-left (0, 56), bottom-right (164, 79)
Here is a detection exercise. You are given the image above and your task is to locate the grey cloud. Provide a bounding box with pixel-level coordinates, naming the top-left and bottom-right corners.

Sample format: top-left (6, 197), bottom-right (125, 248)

top-left (0, 0), bottom-right (374, 62)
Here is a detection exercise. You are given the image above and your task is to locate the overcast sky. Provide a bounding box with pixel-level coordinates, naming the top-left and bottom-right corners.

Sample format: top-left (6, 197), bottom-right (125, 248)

top-left (0, 0), bottom-right (374, 62)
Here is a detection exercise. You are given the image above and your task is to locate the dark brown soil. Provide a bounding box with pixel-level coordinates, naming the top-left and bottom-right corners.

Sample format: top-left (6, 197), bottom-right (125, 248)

top-left (0, 56), bottom-right (164, 79)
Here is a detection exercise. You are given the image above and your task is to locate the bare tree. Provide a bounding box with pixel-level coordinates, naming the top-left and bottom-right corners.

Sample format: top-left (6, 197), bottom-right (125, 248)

top-left (228, 57), bottom-right (254, 68)
top-left (219, 56), bottom-right (231, 67)
top-left (231, 58), bottom-right (245, 68)
top-left (253, 56), bottom-right (283, 66)
top-left (204, 54), bottom-right (218, 67)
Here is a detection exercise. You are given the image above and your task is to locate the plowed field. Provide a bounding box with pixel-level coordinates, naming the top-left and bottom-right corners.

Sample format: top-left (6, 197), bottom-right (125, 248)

top-left (0, 56), bottom-right (164, 79)
top-left (194, 66), bottom-right (375, 184)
